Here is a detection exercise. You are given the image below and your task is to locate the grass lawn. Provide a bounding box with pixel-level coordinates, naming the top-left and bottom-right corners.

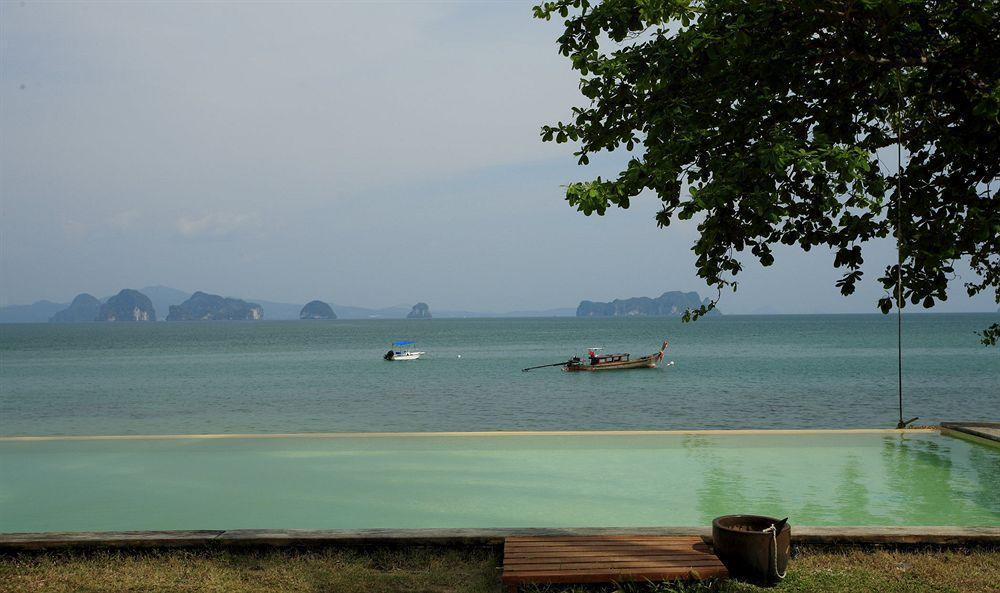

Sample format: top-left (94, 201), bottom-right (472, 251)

top-left (0, 545), bottom-right (997, 593)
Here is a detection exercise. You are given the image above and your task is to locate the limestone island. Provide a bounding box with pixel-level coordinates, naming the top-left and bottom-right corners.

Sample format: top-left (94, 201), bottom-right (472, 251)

top-left (166, 291), bottom-right (263, 321)
top-left (576, 291), bottom-right (719, 317)
top-left (97, 289), bottom-right (156, 322)
top-left (406, 302), bottom-right (432, 319)
top-left (50, 293), bottom-right (101, 323)
top-left (300, 300), bottom-right (336, 320)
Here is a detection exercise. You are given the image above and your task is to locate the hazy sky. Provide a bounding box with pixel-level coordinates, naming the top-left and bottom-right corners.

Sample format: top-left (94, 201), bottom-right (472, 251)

top-left (1, 1), bottom-right (995, 314)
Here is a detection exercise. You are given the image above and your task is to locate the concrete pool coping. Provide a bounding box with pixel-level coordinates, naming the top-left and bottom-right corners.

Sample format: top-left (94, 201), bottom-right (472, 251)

top-left (940, 422), bottom-right (1000, 446)
top-left (2, 526), bottom-right (998, 552)
top-left (0, 428), bottom-right (939, 441)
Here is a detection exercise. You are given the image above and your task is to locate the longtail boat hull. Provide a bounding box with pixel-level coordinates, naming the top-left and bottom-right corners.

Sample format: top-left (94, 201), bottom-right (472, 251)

top-left (564, 356), bottom-right (659, 371)
top-left (564, 341), bottom-right (668, 372)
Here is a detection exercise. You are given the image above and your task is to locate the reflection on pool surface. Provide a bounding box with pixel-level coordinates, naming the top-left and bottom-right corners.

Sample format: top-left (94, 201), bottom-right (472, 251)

top-left (1, 431), bottom-right (997, 532)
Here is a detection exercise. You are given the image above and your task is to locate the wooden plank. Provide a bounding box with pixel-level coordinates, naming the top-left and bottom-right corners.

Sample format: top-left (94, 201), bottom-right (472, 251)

top-left (505, 560), bottom-right (725, 572)
top-left (504, 554), bottom-right (717, 566)
top-left (507, 537), bottom-right (707, 544)
top-left (505, 568), bottom-right (725, 578)
top-left (505, 553), bottom-right (713, 561)
top-left (504, 553), bottom-right (711, 566)
top-left (508, 535), bottom-right (705, 541)
top-left (506, 547), bottom-right (712, 557)
top-left (505, 548), bottom-right (713, 556)
top-left (506, 545), bottom-right (710, 552)
top-left (506, 541), bottom-right (709, 548)
top-left (506, 545), bottom-right (710, 551)
top-left (503, 567), bottom-right (728, 584)
top-left (507, 540), bottom-right (709, 545)
top-left (506, 558), bottom-right (724, 567)
top-left (505, 564), bottom-right (725, 574)
top-left (505, 541), bottom-right (709, 549)
top-left (502, 535), bottom-right (726, 587)
top-left (506, 567), bottom-right (725, 576)
top-left (507, 540), bottom-right (701, 546)
top-left (505, 544), bottom-right (711, 553)
top-left (501, 569), bottom-right (729, 585)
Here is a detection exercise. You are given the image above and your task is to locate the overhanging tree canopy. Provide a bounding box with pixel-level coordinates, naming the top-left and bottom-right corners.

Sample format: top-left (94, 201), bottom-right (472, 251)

top-left (534, 0), bottom-right (1000, 343)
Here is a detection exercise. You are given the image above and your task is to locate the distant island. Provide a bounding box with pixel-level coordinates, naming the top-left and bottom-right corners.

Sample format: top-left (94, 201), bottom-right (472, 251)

top-left (50, 293), bottom-right (101, 323)
top-left (166, 291), bottom-right (263, 321)
top-left (5, 285), bottom-right (998, 322)
top-left (407, 302), bottom-right (432, 319)
top-left (3, 286), bottom-right (747, 322)
top-left (576, 291), bottom-right (719, 317)
top-left (97, 289), bottom-right (156, 322)
top-left (300, 300), bottom-right (336, 320)
top-left (4, 288), bottom-right (571, 322)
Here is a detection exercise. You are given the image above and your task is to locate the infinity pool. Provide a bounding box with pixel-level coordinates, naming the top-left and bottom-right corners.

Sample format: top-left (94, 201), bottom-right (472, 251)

top-left (1, 431), bottom-right (997, 532)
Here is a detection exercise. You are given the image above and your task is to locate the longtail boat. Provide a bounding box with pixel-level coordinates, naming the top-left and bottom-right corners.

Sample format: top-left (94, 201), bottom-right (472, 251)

top-left (522, 341), bottom-right (671, 372)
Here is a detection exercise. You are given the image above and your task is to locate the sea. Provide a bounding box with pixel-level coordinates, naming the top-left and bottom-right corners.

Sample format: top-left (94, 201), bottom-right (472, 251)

top-left (1, 314), bottom-right (997, 436)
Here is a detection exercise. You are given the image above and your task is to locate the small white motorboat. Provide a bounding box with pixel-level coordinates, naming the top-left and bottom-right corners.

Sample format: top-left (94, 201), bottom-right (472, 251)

top-left (384, 340), bottom-right (425, 361)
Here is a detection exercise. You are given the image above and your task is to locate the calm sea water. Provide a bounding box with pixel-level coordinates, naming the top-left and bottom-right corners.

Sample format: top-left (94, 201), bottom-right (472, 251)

top-left (1, 314), bottom-right (997, 436)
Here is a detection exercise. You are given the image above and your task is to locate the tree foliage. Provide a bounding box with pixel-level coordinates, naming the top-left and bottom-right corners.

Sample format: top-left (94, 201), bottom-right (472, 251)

top-left (534, 0), bottom-right (1000, 344)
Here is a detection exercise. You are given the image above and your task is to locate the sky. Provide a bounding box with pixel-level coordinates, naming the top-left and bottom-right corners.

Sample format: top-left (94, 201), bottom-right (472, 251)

top-left (1, 1), bottom-right (996, 314)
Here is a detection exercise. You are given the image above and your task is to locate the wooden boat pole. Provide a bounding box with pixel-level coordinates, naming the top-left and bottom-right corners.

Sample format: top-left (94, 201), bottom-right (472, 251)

top-left (521, 361), bottom-right (570, 372)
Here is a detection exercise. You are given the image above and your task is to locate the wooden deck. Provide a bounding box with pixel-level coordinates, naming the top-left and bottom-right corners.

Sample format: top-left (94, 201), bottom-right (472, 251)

top-left (501, 535), bottom-right (727, 591)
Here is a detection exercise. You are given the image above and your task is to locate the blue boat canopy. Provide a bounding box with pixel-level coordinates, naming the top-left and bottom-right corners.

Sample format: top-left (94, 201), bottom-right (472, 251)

top-left (393, 340), bottom-right (416, 346)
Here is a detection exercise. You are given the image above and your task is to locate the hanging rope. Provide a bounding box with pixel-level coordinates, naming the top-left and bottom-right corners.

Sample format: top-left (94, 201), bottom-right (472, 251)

top-left (763, 523), bottom-right (787, 581)
top-left (892, 74), bottom-right (918, 429)
top-left (896, 113), bottom-right (905, 429)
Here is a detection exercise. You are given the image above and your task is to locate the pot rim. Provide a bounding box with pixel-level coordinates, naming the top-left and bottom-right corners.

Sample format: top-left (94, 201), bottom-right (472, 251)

top-left (712, 514), bottom-right (791, 535)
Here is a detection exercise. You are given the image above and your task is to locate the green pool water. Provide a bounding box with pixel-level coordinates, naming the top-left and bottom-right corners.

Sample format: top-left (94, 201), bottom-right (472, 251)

top-left (0, 431), bottom-right (997, 532)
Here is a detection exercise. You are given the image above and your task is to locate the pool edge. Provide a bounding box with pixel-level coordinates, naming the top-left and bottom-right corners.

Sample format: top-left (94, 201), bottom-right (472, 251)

top-left (1, 526), bottom-right (997, 552)
top-left (0, 428), bottom-right (939, 442)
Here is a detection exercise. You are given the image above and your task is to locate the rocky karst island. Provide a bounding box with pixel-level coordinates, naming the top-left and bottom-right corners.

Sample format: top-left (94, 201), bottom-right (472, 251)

top-left (96, 289), bottom-right (156, 322)
top-left (49, 293), bottom-right (102, 323)
top-left (406, 302), bottom-right (432, 319)
top-left (299, 300), bottom-right (337, 320)
top-left (166, 291), bottom-right (263, 321)
top-left (576, 291), bottom-right (719, 317)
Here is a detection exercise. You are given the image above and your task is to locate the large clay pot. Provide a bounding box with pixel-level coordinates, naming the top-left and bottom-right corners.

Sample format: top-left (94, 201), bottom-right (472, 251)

top-left (712, 515), bottom-right (790, 586)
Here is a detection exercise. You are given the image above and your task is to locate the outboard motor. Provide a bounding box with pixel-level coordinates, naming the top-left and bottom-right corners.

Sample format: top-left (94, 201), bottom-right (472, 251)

top-left (384, 350), bottom-right (395, 360)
